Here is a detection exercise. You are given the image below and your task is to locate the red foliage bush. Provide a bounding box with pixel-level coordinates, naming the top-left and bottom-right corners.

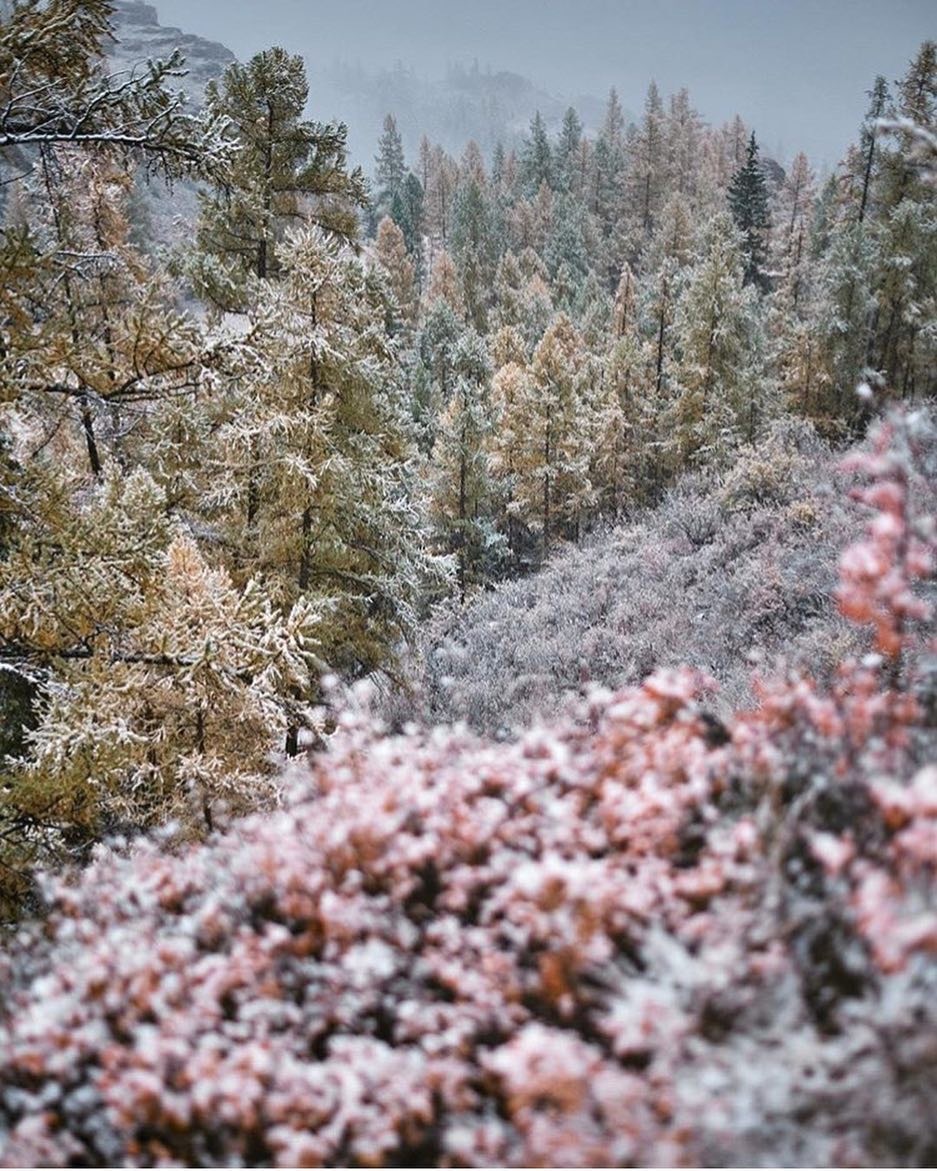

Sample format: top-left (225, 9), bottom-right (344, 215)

top-left (0, 411), bottom-right (935, 1168)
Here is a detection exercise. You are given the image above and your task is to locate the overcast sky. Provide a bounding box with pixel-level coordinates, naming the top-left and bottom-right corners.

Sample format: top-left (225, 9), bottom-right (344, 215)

top-left (153, 0), bottom-right (934, 166)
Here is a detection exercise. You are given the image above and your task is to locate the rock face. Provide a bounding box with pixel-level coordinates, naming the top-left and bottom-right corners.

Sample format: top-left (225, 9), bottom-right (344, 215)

top-left (107, 1), bottom-right (237, 253)
top-left (109, 1), bottom-right (235, 100)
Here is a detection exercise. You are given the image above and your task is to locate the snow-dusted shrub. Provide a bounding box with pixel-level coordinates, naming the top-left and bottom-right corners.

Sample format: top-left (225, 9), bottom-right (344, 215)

top-left (390, 417), bottom-right (890, 736)
top-left (0, 410), bottom-right (934, 1167)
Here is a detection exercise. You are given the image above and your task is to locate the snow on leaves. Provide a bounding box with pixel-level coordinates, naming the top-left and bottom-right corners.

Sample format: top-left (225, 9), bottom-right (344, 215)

top-left (0, 409), bottom-right (934, 1165)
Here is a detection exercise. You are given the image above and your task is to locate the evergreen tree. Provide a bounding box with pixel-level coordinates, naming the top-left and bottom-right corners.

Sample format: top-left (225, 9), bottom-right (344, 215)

top-left (194, 48), bottom-right (366, 309)
top-left (728, 132), bottom-right (771, 290)
top-left (520, 111), bottom-right (553, 196)
top-left (555, 107), bottom-right (584, 193)
top-left (451, 169), bottom-right (496, 331)
top-left (374, 112), bottom-right (406, 222)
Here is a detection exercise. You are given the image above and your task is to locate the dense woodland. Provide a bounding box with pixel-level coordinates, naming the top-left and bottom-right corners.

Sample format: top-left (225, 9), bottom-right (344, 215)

top-left (0, 1), bottom-right (935, 1166)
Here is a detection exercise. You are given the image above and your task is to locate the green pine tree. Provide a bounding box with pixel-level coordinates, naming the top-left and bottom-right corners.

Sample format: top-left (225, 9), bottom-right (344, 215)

top-left (728, 132), bottom-right (771, 290)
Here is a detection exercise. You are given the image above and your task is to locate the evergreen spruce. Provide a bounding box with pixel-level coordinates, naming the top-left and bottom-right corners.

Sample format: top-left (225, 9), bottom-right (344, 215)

top-left (728, 132), bottom-right (771, 290)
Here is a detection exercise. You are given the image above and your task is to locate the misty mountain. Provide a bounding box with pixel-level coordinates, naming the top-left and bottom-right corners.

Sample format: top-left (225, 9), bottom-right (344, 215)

top-left (115, 2), bottom-right (617, 170)
top-left (313, 59), bottom-right (614, 163)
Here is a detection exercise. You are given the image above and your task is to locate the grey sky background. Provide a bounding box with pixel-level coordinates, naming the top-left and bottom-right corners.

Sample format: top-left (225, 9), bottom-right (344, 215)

top-left (154, 0), bottom-right (935, 167)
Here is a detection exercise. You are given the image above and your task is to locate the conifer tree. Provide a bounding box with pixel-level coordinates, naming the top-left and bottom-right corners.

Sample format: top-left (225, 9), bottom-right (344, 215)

top-left (666, 88), bottom-right (703, 199)
top-left (427, 248), bottom-right (466, 317)
top-left (488, 360), bottom-right (535, 564)
top-left (520, 111), bottom-right (553, 196)
top-left (424, 144), bottom-right (459, 250)
top-left (0, 0), bottom-right (230, 180)
top-left (728, 132), bottom-right (771, 290)
top-left (868, 43), bottom-right (937, 392)
top-left (555, 107), bottom-right (584, 193)
top-left (427, 331), bottom-right (502, 598)
top-left (854, 76), bottom-right (890, 224)
top-left (375, 112), bottom-right (406, 214)
top-left (523, 313), bottom-right (591, 548)
top-left (374, 215), bottom-right (418, 333)
top-left (451, 167), bottom-right (496, 331)
top-left (668, 212), bottom-right (762, 466)
top-left (212, 227), bottom-right (440, 689)
top-left (629, 81), bottom-right (667, 233)
top-left (194, 48), bottom-right (366, 310)
top-left (390, 172), bottom-right (425, 269)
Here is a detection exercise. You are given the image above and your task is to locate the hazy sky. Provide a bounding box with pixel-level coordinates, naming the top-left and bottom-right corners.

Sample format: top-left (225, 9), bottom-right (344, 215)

top-left (154, 0), bottom-right (934, 166)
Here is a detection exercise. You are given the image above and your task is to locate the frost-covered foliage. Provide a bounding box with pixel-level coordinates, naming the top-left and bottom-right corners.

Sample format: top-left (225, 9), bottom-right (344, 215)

top-left (0, 409), bottom-right (934, 1167)
top-left (390, 415), bottom-right (900, 736)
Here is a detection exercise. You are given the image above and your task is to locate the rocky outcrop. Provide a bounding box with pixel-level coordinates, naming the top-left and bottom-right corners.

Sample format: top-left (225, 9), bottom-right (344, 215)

top-left (109, 1), bottom-right (235, 100)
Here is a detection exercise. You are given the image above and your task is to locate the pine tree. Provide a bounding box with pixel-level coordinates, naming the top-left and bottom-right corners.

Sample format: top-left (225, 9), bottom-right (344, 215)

top-left (194, 48), bottom-right (366, 309)
top-left (520, 111), bottom-right (553, 196)
top-left (451, 167), bottom-right (496, 331)
top-left (555, 107), bottom-right (584, 194)
top-left (375, 113), bottom-right (407, 211)
top-left (728, 132), bottom-right (771, 290)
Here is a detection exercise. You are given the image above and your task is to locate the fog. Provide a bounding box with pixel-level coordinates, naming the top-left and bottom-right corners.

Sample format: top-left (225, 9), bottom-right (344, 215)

top-left (152, 0), bottom-right (935, 166)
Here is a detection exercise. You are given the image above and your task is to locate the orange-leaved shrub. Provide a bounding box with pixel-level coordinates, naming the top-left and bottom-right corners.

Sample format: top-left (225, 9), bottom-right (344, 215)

top-left (0, 410), bottom-right (935, 1168)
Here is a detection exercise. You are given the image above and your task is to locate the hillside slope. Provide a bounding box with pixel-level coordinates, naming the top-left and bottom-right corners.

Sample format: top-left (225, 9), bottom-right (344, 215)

top-left (389, 420), bottom-right (887, 736)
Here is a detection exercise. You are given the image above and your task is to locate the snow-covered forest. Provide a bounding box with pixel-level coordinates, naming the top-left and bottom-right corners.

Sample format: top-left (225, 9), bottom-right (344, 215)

top-left (0, 0), bottom-right (935, 1165)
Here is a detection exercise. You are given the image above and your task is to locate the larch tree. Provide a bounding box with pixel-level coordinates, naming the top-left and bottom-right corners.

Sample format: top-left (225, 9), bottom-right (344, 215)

top-left (0, 0), bottom-right (230, 179)
top-left (666, 88), bottom-right (704, 200)
top-left (427, 330), bottom-right (502, 599)
top-left (628, 81), bottom-right (667, 234)
top-left (524, 312), bottom-right (591, 548)
top-left (667, 211), bottom-right (762, 468)
top-left (374, 215), bottom-right (418, 334)
top-left (211, 227), bottom-right (441, 703)
top-left (427, 248), bottom-right (466, 317)
top-left (867, 42), bottom-right (937, 395)
top-left (488, 359), bottom-right (536, 565)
